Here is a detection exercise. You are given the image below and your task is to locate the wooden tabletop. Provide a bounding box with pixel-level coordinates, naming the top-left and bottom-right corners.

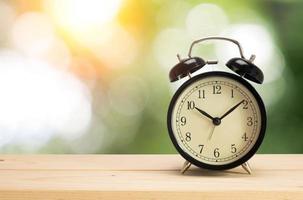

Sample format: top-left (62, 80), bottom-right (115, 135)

top-left (0, 154), bottom-right (302, 200)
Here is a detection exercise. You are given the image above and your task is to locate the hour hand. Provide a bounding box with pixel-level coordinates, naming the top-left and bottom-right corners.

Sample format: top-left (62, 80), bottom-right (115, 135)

top-left (194, 107), bottom-right (214, 121)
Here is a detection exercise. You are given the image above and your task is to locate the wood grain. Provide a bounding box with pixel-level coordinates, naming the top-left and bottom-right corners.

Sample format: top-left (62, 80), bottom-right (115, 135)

top-left (0, 154), bottom-right (302, 200)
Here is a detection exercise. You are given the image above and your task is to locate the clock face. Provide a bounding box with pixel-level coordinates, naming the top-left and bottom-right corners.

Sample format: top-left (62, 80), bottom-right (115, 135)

top-left (167, 72), bottom-right (266, 170)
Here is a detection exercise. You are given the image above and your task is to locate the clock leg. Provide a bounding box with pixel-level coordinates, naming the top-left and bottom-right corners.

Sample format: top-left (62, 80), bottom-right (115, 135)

top-left (241, 162), bottom-right (252, 175)
top-left (181, 160), bottom-right (191, 174)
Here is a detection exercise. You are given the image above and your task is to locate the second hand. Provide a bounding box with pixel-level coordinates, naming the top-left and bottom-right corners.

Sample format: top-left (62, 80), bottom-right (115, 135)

top-left (208, 125), bottom-right (216, 141)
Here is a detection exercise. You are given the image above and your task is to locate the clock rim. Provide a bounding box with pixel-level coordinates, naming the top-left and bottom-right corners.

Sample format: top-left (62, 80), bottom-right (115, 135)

top-left (167, 71), bottom-right (267, 170)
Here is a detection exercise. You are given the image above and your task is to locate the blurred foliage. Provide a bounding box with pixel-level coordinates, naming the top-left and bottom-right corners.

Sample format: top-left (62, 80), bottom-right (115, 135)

top-left (0, 0), bottom-right (302, 154)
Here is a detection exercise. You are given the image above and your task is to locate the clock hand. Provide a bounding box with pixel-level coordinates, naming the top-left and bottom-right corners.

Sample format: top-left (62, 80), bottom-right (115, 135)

top-left (219, 100), bottom-right (245, 120)
top-left (208, 125), bottom-right (216, 140)
top-left (194, 107), bottom-right (215, 121)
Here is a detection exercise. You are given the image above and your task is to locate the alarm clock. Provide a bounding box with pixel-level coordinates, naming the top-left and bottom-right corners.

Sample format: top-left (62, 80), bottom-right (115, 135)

top-left (167, 37), bottom-right (266, 174)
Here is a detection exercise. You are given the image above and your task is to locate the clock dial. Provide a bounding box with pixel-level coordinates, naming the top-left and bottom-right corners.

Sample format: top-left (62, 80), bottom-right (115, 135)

top-left (168, 72), bottom-right (266, 169)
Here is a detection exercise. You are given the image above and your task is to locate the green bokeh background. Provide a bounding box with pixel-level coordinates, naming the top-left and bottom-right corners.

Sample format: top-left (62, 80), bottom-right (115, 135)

top-left (0, 0), bottom-right (302, 154)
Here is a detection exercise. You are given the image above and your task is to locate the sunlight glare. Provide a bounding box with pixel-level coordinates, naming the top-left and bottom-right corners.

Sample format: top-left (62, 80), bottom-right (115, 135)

top-left (45, 0), bottom-right (122, 32)
top-left (0, 51), bottom-right (92, 149)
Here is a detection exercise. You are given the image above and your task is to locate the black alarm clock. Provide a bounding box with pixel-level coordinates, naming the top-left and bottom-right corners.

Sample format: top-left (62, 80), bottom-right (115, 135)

top-left (167, 37), bottom-right (266, 174)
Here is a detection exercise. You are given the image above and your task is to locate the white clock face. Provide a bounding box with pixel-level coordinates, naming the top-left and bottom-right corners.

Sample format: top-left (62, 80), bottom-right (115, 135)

top-left (169, 73), bottom-right (264, 166)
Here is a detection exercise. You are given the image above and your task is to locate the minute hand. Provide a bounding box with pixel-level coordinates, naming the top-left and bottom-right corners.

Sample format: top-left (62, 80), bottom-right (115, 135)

top-left (219, 100), bottom-right (245, 120)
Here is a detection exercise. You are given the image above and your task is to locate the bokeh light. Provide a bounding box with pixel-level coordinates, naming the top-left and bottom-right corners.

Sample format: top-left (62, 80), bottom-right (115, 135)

top-left (11, 12), bottom-right (71, 69)
top-left (0, 0), bottom-right (300, 154)
top-left (0, 51), bottom-right (91, 150)
top-left (108, 75), bottom-right (148, 116)
top-left (0, 1), bottom-right (15, 45)
top-left (155, 1), bottom-right (191, 28)
top-left (11, 12), bottom-right (55, 56)
top-left (186, 3), bottom-right (228, 39)
top-left (70, 57), bottom-right (98, 87)
top-left (44, 0), bottom-right (122, 33)
top-left (153, 28), bottom-right (191, 71)
top-left (78, 24), bottom-right (138, 69)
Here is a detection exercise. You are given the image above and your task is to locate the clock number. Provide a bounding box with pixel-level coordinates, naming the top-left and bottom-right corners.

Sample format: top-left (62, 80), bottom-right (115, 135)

top-left (231, 89), bottom-right (234, 98)
top-left (180, 116), bottom-right (186, 126)
top-left (247, 117), bottom-right (253, 126)
top-left (242, 132), bottom-right (248, 141)
top-left (243, 100), bottom-right (248, 109)
top-left (213, 85), bottom-right (221, 94)
top-left (198, 144), bottom-right (204, 154)
top-left (198, 90), bottom-right (205, 99)
top-left (214, 148), bottom-right (220, 158)
top-left (185, 132), bottom-right (191, 141)
top-left (187, 101), bottom-right (195, 110)
top-left (231, 144), bottom-right (237, 153)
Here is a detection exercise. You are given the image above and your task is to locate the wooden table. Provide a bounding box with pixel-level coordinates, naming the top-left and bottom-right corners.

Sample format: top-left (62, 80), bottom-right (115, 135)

top-left (0, 154), bottom-right (302, 200)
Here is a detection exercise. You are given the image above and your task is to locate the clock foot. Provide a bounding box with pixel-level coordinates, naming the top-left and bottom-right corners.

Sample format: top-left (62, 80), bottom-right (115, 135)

top-left (241, 162), bottom-right (252, 175)
top-left (181, 160), bottom-right (191, 174)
